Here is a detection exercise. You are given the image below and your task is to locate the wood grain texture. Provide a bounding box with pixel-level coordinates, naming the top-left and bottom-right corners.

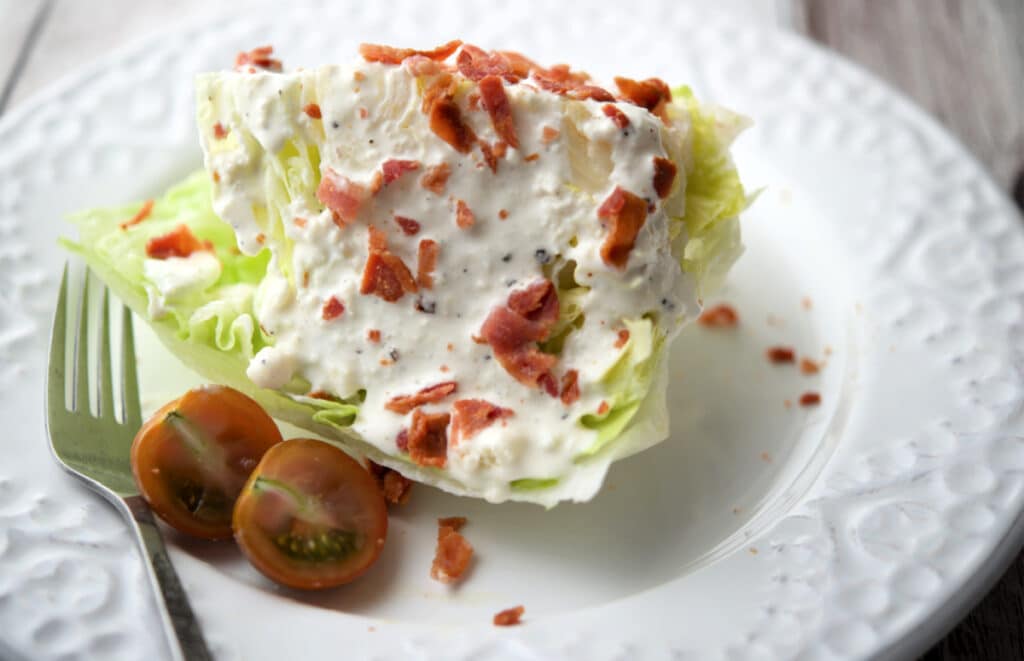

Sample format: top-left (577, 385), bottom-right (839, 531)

top-left (792, 3), bottom-right (1024, 659)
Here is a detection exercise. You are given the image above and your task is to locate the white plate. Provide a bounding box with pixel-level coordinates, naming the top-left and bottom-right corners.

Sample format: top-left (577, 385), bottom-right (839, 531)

top-left (2, 1), bottom-right (1023, 659)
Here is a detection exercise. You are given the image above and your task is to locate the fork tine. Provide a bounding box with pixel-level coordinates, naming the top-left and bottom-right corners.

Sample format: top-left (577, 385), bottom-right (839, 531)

top-left (73, 269), bottom-right (91, 413)
top-left (47, 264), bottom-right (70, 414)
top-left (121, 304), bottom-right (142, 431)
top-left (97, 287), bottom-right (115, 420)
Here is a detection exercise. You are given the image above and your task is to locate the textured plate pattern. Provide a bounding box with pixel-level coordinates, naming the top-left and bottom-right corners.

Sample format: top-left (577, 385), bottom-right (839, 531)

top-left (1, 1), bottom-right (1023, 659)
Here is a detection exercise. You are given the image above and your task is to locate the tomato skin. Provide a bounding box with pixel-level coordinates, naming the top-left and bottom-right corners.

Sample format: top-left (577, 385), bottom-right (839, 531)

top-left (130, 385), bottom-right (284, 540)
top-left (233, 438), bottom-right (388, 590)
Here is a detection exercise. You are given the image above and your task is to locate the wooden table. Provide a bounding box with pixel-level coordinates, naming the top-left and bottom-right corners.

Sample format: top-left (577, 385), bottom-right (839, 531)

top-left (2, 1), bottom-right (1021, 658)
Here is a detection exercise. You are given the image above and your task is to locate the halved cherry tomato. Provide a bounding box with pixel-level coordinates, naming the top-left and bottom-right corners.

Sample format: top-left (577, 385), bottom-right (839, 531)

top-left (130, 385), bottom-right (283, 540)
top-left (232, 438), bottom-right (388, 590)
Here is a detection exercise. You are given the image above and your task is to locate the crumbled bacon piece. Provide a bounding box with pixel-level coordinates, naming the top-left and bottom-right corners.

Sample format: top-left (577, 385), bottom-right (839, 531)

top-left (499, 209), bottom-right (509, 220)
top-left (145, 225), bottom-right (213, 259)
top-left (359, 39), bottom-right (462, 65)
top-left (614, 329), bottom-right (630, 348)
top-left (602, 104), bottom-right (630, 129)
top-left (385, 381), bottom-right (458, 415)
top-left (652, 157), bottom-right (677, 199)
top-left (568, 85), bottom-right (615, 102)
top-left (321, 296), bottom-right (345, 320)
top-left (358, 107), bottom-right (369, 119)
top-left (596, 401), bottom-right (610, 415)
top-left (421, 72), bottom-right (457, 113)
top-left (212, 123), bottom-right (228, 140)
top-left (493, 606), bottom-right (524, 627)
top-left (417, 239), bottom-right (439, 289)
top-left (367, 461), bottom-right (413, 505)
top-left (407, 409), bottom-right (451, 467)
top-left (382, 159), bottom-right (421, 185)
top-left (524, 153), bottom-right (540, 162)
top-left (438, 516), bottom-right (467, 531)
top-left (532, 63), bottom-right (592, 95)
top-left (120, 199), bottom-right (154, 230)
top-left (449, 399), bottom-right (514, 445)
top-left (403, 54), bottom-right (443, 77)
top-left (698, 304), bottom-right (739, 328)
top-left (614, 76), bottom-right (672, 121)
top-left (303, 103), bottom-right (322, 119)
top-left (367, 329), bottom-right (381, 343)
top-left (541, 125), bottom-right (560, 143)
top-left (559, 370), bottom-right (580, 405)
top-left (597, 186), bottom-right (648, 269)
top-left (478, 141), bottom-right (499, 173)
top-left (234, 46), bottom-right (282, 72)
top-left (800, 358), bottom-right (820, 375)
top-left (430, 98), bottom-right (478, 153)
top-left (431, 521), bottom-right (473, 583)
top-left (317, 168), bottom-right (367, 226)
top-left (799, 392), bottom-right (821, 407)
top-left (456, 44), bottom-right (518, 82)
top-left (500, 51), bottom-right (540, 78)
top-left (394, 215), bottom-right (421, 236)
top-left (766, 346), bottom-right (796, 364)
top-left (395, 428), bottom-right (409, 452)
top-left (360, 226), bottom-right (418, 302)
top-left (478, 75), bottom-right (520, 149)
top-left (480, 280), bottom-right (560, 391)
top-left (294, 216), bottom-right (307, 228)
top-left (421, 162), bottom-right (451, 194)
top-left (455, 199), bottom-right (475, 229)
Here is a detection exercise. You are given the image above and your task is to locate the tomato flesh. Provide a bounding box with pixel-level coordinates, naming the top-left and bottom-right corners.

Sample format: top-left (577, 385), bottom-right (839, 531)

top-left (130, 385), bottom-right (283, 539)
top-left (233, 438), bottom-right (388, 589)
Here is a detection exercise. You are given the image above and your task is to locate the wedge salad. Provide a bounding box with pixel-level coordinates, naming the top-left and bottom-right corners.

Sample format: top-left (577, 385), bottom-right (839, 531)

top-left (64, 41), bottom-right (749, 507)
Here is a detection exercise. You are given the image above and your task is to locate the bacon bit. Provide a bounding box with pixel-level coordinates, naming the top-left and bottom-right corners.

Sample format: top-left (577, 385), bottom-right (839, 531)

top-left (395, 428), bottom-right (409, 452)
top-left (478, 75), bottom-right (520, 149)
top-left (211, 171), bottom-right (221, 183)
top-left (120, 199), bottom-right (155, 230)
top-left (303, 103), bottom-right (322, 119)
top-left (145, 225), bottom-right (213, 259)
top-left (500, 50), bottom-right (540, 78)
top-left (800, 358), bottom-right (821, 375)
top-left (421, 72), bottom-right (457, 113)
top-left (450, 399), bottom-right (514, 445)
top-left (367, 461), bottom-right (413, 505)
top-left (367, 329), bottom-right (381, 343)
top-left (766, 346), bottom-right (796, 364)
top-left (480, 280), bottom-right (560, 391)
top-left (359, 39), bottom-right (463, 65)
top-left (212, 122), bottom-right (228, 139)
top-left (417, 239), bottom-right (439, 289)
top-left (317, 169), bottom-right (367, 226)
top-left (421, 162), bottom-right (451, 194)
top-left (358, 106), bottom-right (369, 119)
top-left (455, 199), bottom-right (475, 229)
top-left (254, 233), bottom-right (266, 245)
top-left (614, 76), bottom-right (672, 121)
top-left (471, 334), bottom-right (487, 345)
top-left (532, 63), bottom-right (593, 95)
top-left (408, 409), bottom-right (451, 468)
top-left (353, 70), bottom-right (366, 82)
top-left (602, 104), bottom-right (630, 129)
top-left (234, 45), bottom-right (282, 72)
top-left (478, 140), bottom-right (499, 173)
top-left (524, 153), bottom-right (540, 162)
top-left (499, 209), bottom-right (509, 220)
top-left (493, 606), bottom-right (525, 627)
top-left (466, 93), bottom-right (482, 112)
top-left (302, 271), bottom-right (310, 288)
top-left (799, 392), bottom-right (821, 407)
top-left (652, 157), bottom-right (677, 199)
top-left (394, 215), bottom-right (421, 236)
top-left (597, 401), bottom-right (610, 415)
top-left (597, 186), bottom-right (648, 269)
top-left (430, 98), bottom-right (477, 153)
top-left (294, 216), bottom-right (307, 228)
top-left (382, 159), bottom-right (421, 185)
top-left (361, 226), bottom-right (418, 302)
top-left (438, 516), bottom-right (467, 531)
top-left (698, 304), bottom-right (739, 328)
top-left (456, 44), bottom-right (518, 82)
top-left (321, 296), bottom-right (345, 320)
top-left (559, 370), bottom-right (580, 405)
top-left (385, 381), bottom-right (458, 415)
top-left (431, 521), bottom-right (473, 583)
top-left (569, 85), bottom-right (615, 102)
top-left (447, 343), bottom-right (454, 351)
top-left (802, 296), bottom-right (814, 310)
top-left (614, 329), bottom-right (630, 348)
top-left (541, 126), bottom-right (560, 144)
top-left (403, 54), bottom-right (442, 77)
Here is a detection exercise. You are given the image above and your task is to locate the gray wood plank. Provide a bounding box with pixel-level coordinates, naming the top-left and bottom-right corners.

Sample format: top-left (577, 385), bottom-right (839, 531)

top-left (0, 0), bottom-right (48, 113)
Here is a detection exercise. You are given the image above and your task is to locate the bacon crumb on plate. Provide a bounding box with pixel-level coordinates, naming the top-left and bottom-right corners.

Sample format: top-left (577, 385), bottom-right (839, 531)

top-left (799, 392), bottom-right (821, 407)
top-left (698, 304), bottom-right (739, 328)
top-left (766, 346), bottom-right (796, 364)
top-left (438, 516), bottom-right (467, 531)
top-left (799, 357), bottom-right (820, 374)
top-left (431, 520), bottom-right (474, 583)
top-left (367, 460), bottom-right (413, 505)
top-left (493, 605), bottom-right (525, 627)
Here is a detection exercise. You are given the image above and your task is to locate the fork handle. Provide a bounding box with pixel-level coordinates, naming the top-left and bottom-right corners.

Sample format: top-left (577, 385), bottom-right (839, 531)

top-left (124, 495), bottom-right (214, 661)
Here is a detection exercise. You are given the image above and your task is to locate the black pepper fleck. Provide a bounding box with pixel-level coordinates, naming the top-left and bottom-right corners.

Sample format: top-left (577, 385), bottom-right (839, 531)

top-left (389, 349), bottom-right (400, 361)
top-left (369, 139), bottom-right (374, 144)
top-left (505, 279), bottom-right (517, 287)
top-left (415, 298), bottom-right (436, 314)
top-left (534, 249), bottom-right (551, 264)
top-left (660, 297), bottom-right (676, 311)
top-left (331, 121), bottom-right (339, 129)
top-left (501, 253), bottom-right (512, 263)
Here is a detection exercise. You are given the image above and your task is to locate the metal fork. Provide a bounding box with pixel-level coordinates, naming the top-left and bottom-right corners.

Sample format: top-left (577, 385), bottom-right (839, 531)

top-left (46, 265), bottom-right (213, 661)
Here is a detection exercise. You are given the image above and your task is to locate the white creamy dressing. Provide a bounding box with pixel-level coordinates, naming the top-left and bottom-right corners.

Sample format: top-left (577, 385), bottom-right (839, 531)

top-left (143, 251), bottom-right (222, 318)
top-left (194, 60), bottom-right (698, 500)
